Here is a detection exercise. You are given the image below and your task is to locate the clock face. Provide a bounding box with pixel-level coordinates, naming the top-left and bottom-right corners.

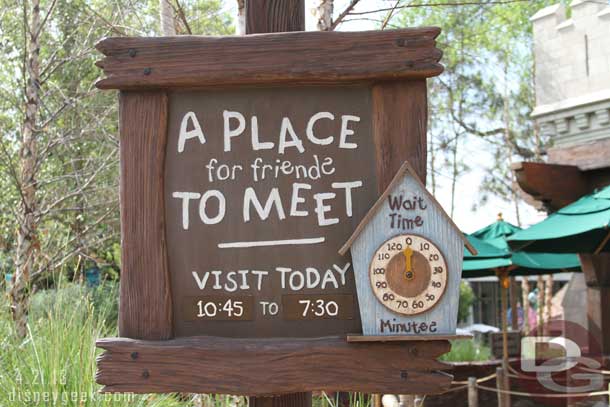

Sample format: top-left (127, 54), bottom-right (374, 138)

top-left (369, 234), bottom-right (448, 316)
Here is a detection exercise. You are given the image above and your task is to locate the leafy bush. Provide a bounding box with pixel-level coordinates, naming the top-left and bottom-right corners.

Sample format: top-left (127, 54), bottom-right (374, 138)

top-left (440, 339), bottom-right (491, 362)
top-left (457, 281), bottom-right (475, 323)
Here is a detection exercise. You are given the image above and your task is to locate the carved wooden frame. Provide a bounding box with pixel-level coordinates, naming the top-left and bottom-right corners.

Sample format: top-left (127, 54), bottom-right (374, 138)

top-left (96, 28), bottom-right (451, 395)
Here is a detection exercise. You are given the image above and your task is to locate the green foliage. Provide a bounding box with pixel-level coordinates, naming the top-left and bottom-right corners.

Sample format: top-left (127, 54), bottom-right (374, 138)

top-left (458, 280), bottom-right (475, 323)
top-left (440, 339), bottom-right (491, 362)
top-left (0, 0), bottom-right (234, 290)
top-left (0, 283), bottom-right (185, 406)
top-left (394, 1), bottom-right (559, 215)
top-left (315, 392), bottom-right (371, 407)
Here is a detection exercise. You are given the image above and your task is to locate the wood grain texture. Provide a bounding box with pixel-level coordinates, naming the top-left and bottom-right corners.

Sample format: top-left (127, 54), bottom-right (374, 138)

top-left (347, 334), bottom-right (472, 342)
top-left (246, 3), bottom-right (307, 404)
top-left (580, 253), bottom-right (610, 353)
top-left (372, 81), bottom-right (428, 189)
top-left (119, 92), bottom-right (172, 340)
top-left (246, 0), bottom-right (304, 34)
top-left (250, 393), bottom-right (312, 407)
top-left (96, 336), bottom-right (453, 395)
top-left (511, 161), bottom-right (588, 211)
top-left (95, 29), bottom-right (443, 90)
top-left (350, 174), bottom-right (464, 336)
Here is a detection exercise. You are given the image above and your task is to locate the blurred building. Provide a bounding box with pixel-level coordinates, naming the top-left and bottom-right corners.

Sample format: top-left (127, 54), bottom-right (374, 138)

top-left (514, 0), bottom-right (610, 210)
top-left (513, 0), bottom-right (610, 353)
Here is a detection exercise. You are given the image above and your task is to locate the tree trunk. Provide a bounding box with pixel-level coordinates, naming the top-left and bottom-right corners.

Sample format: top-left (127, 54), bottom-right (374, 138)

top-left (11, 0), bottom-right (42, 338)
top-left (160, 0), bottom-right (176, 35)
top-left (236, 0), bottom-right (246, 35)
top-left (537, 275), bottom-right (544, 331)
top-left (509, 277), bottom-right (519, 330)
top-left (450, 135), bottom-right (459, 218)
top-left (313, 0), bottom-right (333, 31)
top-left (544, 274), bottom-right (553, 332)
top-left (521, 277), bottom-right (530, 334)
top-left (429, 138), bottom-right (436, 194)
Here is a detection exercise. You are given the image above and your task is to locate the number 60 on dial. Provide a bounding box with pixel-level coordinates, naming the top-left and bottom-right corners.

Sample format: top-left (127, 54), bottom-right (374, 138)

top-left (369, 234), bottom-right (448, 316)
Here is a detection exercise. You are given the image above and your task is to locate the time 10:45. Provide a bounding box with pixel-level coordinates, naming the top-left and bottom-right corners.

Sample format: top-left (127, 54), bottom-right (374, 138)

top-left (197, 298), bottom-right (244, 318)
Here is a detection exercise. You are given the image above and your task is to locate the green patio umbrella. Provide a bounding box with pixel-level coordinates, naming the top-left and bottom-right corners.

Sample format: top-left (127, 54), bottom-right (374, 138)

top-left (462, 220), bottom-right (581, 277)
top-left (508, 184), bottom-right (610, 254)
top-left (462, 234), bottom-right (511, 278)
top-left (473, 216), bottom-right (581, 269)
top-left (461, 216), bottom-right (581, 368)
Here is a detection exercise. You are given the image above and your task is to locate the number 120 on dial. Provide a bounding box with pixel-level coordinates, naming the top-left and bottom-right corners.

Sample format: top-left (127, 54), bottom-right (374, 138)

top-left (369, 234), bottom-right (448, 316)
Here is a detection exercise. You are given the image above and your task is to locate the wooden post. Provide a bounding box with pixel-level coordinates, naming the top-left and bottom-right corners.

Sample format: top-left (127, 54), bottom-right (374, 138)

top-left (579, 253), bottom-right (610, 355)
top-left (245, 0), bottom-right (305, 33)
top-left (501, 363), bottom-right (510, 407)
top-left (495, 367), bottom-right (509, 407)
top-left (244, 1), bottom-right (309, 406)
top-left (372, 394), bottom-right (382, 407)
top-left (376, 79), bottom-right (430, 407)
top-left (398, 395), bottom-right (415, 407)
top-left (467, 377), bottom-right (478, 407)
top-left (118, 92), bottom-right (171, 340)
top-left (544, 274), bottom-right (553, 331)
top-left (521, 277), bottom-right (530, 334)
top-left (509, 277), bottom-right (519, 330)
top-left (537, 275), bottom-right (544, 332)
top-left (250, 393), bottom-right (312, 407)
top-left (498, 271), bottom-right (509, 365)
top-left (497, 271), bottom-right (511, 407)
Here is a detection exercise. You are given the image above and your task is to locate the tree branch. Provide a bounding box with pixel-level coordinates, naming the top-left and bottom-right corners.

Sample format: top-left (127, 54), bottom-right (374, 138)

top-left (330, 0), bottom-right (361, 30)
top-left (348, 0), bottom-right (531, 16)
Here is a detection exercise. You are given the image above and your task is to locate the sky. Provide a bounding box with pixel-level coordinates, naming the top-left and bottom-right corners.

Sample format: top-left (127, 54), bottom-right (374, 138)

top-left (222, 0), bottom-right (548, 233)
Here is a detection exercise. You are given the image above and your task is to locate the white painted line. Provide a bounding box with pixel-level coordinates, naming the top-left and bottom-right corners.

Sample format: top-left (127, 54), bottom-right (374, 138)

top-left (218, 237), bottom-right (325, 249)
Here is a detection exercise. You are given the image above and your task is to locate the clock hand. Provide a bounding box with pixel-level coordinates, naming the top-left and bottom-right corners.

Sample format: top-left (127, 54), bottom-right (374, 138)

top-left (403, 247), bottom-right (414, 280)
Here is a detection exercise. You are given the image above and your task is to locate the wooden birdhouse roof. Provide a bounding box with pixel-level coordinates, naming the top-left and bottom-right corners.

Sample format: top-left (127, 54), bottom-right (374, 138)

top-left (339, 160), bottom-right (477, 256)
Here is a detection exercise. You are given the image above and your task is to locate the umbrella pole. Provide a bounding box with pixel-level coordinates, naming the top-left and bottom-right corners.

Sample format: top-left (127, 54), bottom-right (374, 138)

top-left (499, 271), bottom-right (509, 365)
top-left (498, 269), bottom-right (511, 406)
top-left (522, 277), bottom-right (530, 334)
top-left (509, 277), bottom-right (519, 330)
top-left (537, 275), bottom-right (545, 333)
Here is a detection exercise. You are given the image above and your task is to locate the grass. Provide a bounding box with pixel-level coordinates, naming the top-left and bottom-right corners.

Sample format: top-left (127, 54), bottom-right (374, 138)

top-left (440, 339), bottom-right (492, 362)
top-left (0, 283), bottom-right (372, 406)
top-left (0, 282), bottom-right (202, 406)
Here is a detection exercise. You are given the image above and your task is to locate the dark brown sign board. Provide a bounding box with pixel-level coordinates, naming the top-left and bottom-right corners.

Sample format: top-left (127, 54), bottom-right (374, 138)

top-left (95, 28), bottom-right (452, 396)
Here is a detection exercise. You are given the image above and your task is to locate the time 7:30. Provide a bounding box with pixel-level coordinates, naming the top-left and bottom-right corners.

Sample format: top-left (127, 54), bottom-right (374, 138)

top-left (298, 299), bottom-right (339, 317)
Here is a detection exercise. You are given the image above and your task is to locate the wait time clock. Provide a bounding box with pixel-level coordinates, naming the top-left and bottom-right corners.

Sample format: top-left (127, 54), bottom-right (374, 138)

top-left (369, 234), bottom-right (448, 316)
top-left (339, 161), bottom-right (476, 337)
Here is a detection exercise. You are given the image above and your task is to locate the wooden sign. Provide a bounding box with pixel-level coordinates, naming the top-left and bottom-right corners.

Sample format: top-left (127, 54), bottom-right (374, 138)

top-left (166, 87), bottom-right (377, 337)
top-left (340, 161), bottom-right (476, 340)
top-left (94, 28), bottom-right (455, 396)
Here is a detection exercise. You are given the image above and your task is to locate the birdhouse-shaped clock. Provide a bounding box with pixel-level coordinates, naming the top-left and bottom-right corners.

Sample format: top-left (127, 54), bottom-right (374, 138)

top-left (340, 161), bottom-right (476, 340)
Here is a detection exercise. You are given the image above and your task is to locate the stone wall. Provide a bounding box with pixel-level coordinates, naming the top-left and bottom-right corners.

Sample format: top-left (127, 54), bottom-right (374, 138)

top-left (532, 0), bottom-right (610, 150)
